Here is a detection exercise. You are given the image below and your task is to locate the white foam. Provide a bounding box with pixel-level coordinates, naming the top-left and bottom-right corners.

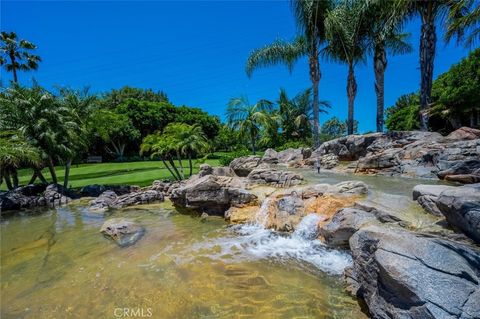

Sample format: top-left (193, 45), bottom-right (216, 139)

top-left (180, 214), bottom-right (352, 275)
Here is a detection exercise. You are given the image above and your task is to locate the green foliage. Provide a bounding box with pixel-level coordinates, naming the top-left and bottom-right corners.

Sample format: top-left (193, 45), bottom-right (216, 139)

top-left (320, 117), bottom-right (358, 141)
top-left (100, 86), bottom-right (169, 107)
top-left (277, 140), bottom-right (310, 151)
top-left (385, 94), bottom-right (420, 131)
top-left (213, 125), bottom-right (242, 152)
top-left (218, 149), bottom-right (251, 166)
top-left (0, 31), bottom-right (41, 82)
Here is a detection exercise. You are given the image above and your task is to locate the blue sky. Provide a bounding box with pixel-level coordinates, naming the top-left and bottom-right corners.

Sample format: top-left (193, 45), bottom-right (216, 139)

top-left (1, 1), bottom-right (474, 132)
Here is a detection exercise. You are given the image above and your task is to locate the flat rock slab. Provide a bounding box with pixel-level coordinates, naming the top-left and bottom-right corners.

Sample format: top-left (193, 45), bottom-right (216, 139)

top-left (412, 184), bottom-right (456, 200)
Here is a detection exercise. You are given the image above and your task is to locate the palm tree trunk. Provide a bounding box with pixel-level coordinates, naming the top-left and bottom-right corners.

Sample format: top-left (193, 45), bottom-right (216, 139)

top-left (251, 130), bottom-right (256, 155)
top-left (11, 168), bottom-right (19, 188)
top-left (63, 159), bottom-right (71, 189)
top-left (347, 63), bottom-right (357, 135)
top-left (9, 53), bottom-right (18, 83)
top-left (168, 157), bottom-right (183, 180)
top-left (4, 169), bottom-right (14, 190)
top-left (175, 151), bottom-right (185, 179)
top-left (374, 43), bottom-right (387, 133)
top-left (47, 156), bottom-right (58, 184)
top-left (29, 172), bottom-right (38, 185)
top-left (35, 168), bottom-right (48, 184)
top-left (308, 46), bottom-right (321, 148)
top-left (419, 10), bottom-right (436, 131)
top-left (161, 157), bottom-right (179, 181)
top-left (188, 153), bottom-right (193, 177)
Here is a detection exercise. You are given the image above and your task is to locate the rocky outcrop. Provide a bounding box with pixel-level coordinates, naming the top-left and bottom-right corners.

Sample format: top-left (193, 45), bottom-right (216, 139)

top-left (309, 128), bottom-right (480, 182)
top-left (90, 189), bottom-right (164, 211)
top-left (349, 225), bottom-right (480, 319)
top-left (412, 184), bottom-right (457, 216)
top-left (261, 148), bottom-right (312, 167)
top-left (229, 156), bottom-right (262, 177)
top-left (436, 184), bottom-right (480, 243)
top-left (247, 167), bottom-right (303, 187)
top-left (100, 218), bottom-right (145, 247)
top-left (169, 174), bottom-right (257, 215)
top-left (226, 181), bottom-right (368, 231)
top-left (0, 183), bottom-right (73, 213)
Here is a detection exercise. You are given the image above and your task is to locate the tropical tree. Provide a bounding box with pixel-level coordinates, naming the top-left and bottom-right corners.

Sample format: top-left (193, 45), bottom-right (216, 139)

top-left (246, 0), bottom-right (333, 148)
top-left (363, 0), bottom-right (412, 132)
top-left (396, 0), bottom-right (472, 130)
top-left (0, 131), bottom-right (41, 190)
top-left (0, 31), bottom-right (41, 83)
top-left (277, 88), bottom-right (330, 141)
top-left (446, 0), bottom-right (480, 47)
top-left (324, 0), bottom-right (369, 135)
top-left (226, 97), bottom-right (274, 155)
top-left (141, 133), bottom-right (182, 181)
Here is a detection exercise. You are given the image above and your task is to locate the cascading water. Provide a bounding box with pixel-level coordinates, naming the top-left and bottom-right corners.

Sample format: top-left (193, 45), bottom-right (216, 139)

top-left (171, 213), bottom-right (352, 276)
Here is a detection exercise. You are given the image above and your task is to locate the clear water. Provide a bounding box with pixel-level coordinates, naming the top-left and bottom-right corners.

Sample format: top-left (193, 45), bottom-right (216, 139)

top-left (1, 171), bottom-right (444, 318)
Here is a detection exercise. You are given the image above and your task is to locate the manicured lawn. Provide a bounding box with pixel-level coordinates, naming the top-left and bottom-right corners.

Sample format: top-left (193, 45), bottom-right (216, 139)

top-left (2, 159), bottom-right (220, 191)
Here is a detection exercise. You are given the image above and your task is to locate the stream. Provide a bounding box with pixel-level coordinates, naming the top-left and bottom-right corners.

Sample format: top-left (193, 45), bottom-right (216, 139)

top-left (1, 170), bottom-right (447, 318)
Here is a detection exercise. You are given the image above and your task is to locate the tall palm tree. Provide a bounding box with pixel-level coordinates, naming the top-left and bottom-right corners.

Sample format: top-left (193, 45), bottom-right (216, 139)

top-left (177, 125), bottom-right (209, 177)
top-left (226, 97), bottom-right (274, 155)
top-left (141, 133), bottom-right (182, 181)
top-left (246, 0), bottom-right (333, 148)
top-left (324, 0), bottom-right (369, 135)
top-left (396, 0), bottom-right (471, 130)
top-left (0, 31), bottom-right (41, 83)
top-left (446, 0), bottom-right (480, 47)
top-left (364, 0), bottom-right (412, 132)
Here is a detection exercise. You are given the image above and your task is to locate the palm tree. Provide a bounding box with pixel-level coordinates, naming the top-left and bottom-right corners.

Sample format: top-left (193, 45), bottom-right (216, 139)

top-left (277, 88), bottom-right (330, 141)
top-left (246, 0), bottom-right (333, 148)
top-left (0, 131), bottom-right (41, 190)
top-left (141, 133), bottom-right (182, 181)
top-left (324, 0), bottom-right (369, 135)
top-left (226, 97), bottom-right (274, 155)
top-left (364, 0), bottom-right (412, 132)
top-left (446, 0), bottom-right (480, 47)
top-left (0, 31), bottom-right (41, 83)
top-left (395, 0), bottom-right (472, 130)
top-left (177, 125), bottom-right (209, 177)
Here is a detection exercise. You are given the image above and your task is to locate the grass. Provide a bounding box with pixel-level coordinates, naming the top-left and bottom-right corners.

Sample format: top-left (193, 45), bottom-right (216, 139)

top-left (2, 159), bottom-right (220, 191)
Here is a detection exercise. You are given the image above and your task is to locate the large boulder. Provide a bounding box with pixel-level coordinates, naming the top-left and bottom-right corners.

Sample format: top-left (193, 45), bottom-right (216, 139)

top-left (412, 184), bottom-right (458, 216)
top-left (313, 133), bottom-right (384, 160)
top-left (261, 148), bottom-right (279, 164)
top-left (304, 153), bottom-right (339, 169)
top-left (436, 185), bottom-right (480, 243)
top-left (169, 174), bottom-right (257, 215)
top-left (349, 225), bottom-right (480, 319)
top-left (247, 168), bottom-right (303, 187)
top-left (80, 184), bottom-right (141, 197)
top-left (229, 156), bottom-right (262, 177)
top-left (100, 218), bottom-right (145, 247)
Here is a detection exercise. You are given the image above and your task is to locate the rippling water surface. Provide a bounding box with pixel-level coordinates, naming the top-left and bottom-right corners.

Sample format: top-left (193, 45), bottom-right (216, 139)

top-left (2, 171), bottom-right (441, 318)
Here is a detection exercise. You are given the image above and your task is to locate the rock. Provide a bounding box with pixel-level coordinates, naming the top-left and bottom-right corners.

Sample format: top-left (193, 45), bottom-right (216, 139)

top-left (81, 184), bottom-right (141, 197)
top-left (334, 181), bottom-right (368, 195)
top-left (436, 185), bottom-right (480, 243)
top-left (304, 153), bottom-right (340, 169)
top-left (198, 164), bottom-right (214, 177)
top-left (261, 148), bottom-right (279, 164)
top-left (446, 126), bottom-right (480, 140)
top-left (417, 195), bottom-right (443, 216)
top-left (100, 218), bottom-right (144, 247)
top-left (212, 166), bottom-right (235, 177)
top-left (300, 181), bottom-right (368, 198)
top-left (313, 132), bottom-right (385, 160)
top-left (229, 156), bottom-right (262, 177)
top-left (247, 168), bottom-right (303, 187)
top-left (277, 148), bottom-right (304, 166)
top-left (44, 184), bottom-right (73, 206)
top-left (412, 184), bottom-right (456, 200)
top-left (319, 208), bottom-right (377, 247)
top-left (349, 225), bottom-right (480, 319)
top-left (257, 193), bottom-right (305, 231)
top-left (16, 184), bottom-right (47, 196)
top-left (445, 174), bottom-right (480, 184)
top-left (90, 190), bottom-right (117, 211)
top-left (169, 174), bottom-right (257, 215)
top-left (90, 189), bottom-right (164, 211)
top-left (437, 159), bottom-right (480, 180)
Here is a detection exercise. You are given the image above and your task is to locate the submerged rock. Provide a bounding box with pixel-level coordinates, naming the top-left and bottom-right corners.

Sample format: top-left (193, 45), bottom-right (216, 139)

top-left (100, 218), bottom-right (145, 247)
top-left (349, 225), bottom-right (480, 319)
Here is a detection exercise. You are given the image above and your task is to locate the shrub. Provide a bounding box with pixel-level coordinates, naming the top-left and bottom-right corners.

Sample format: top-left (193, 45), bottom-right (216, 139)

top-left (218, 149), bottom-right (250, 166)
top-left (276, 140), bottom-right (310, 151)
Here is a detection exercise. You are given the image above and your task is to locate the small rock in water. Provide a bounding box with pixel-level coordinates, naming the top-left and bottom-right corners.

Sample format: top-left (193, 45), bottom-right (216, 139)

top-left (100, 218), bottom-right (145, 247)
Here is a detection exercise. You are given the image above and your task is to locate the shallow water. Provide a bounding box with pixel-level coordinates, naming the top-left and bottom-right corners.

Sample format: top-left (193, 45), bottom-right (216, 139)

top-left (1, 171), bottom-right (443, 318)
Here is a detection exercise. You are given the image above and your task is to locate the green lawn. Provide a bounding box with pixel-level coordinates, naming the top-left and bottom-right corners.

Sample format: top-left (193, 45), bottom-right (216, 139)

top-left (2, 159), bottom-right (220, 191)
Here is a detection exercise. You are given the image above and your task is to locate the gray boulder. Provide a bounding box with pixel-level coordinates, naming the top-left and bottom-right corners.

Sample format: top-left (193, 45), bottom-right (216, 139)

top-left (229, 156), bottom-right (262, 177)
top-left (261, 148), bottom-right (279, 164)
top-left (90, 189), bottom-right (164, 211)
top-left (247, 168), bottom-right (303, 187)
top-left (436, 185), bottom-right (480, 243)
top-left (169, 174), bottom-right (257, 215)
top-left (100, 218), bottom-right (145, 247)
top-left (412, 184), bottom-right (458, 216)
top-left (349, 225), bottom-right (480, 319)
